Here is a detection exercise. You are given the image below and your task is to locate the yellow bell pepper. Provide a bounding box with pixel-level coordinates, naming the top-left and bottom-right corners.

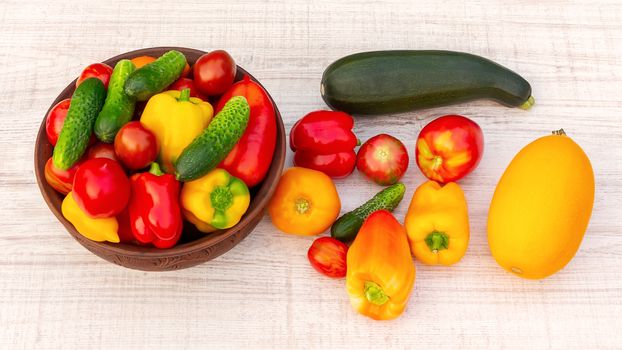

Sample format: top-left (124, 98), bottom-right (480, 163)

top-left (404, 180), bottom-right (469, 266)
top-left (181, 168), bottom-right (250, 233)
top-left (61, 192), bottom-right (120, 243)
top-left (346, 210), bottom-right (415, 321)
top-left (140, 89), bottom-right (213, 173)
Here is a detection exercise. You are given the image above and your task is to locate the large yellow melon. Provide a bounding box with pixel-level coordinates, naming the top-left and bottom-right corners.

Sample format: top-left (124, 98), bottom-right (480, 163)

top-left (487, 131), bottom-right (594, 279)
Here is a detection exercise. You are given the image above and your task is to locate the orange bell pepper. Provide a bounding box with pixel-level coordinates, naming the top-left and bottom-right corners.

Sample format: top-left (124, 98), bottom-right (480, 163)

top-left (404, 180), bottom-right (469, 266)
top-left (346, 210), bottom-right (415, 320)
top-left (268, 167), bottom-right (341, 236)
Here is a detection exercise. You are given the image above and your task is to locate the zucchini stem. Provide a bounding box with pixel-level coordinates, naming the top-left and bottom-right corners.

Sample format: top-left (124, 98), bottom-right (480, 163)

top-left (519, 96), bottom-right (535, 110)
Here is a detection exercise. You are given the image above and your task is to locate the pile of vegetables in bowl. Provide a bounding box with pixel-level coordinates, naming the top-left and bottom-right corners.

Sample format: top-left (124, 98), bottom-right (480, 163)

top-left (44, 49), bottom-right (277, 249)
top-left (267, 50), bottom-right (595, 321)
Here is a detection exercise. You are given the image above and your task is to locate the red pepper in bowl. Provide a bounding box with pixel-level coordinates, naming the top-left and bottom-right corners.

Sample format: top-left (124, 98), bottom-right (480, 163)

top-left (216, 75), bottom-right (277, 187)
top-left (290, 111), bottom-right (358, 178)
top-left (129, 163), bottom-right (182, 249)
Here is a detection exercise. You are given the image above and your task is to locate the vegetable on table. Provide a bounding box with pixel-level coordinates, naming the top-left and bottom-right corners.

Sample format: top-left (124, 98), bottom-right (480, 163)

top-left (76, 62), bottom-right (113, 89)
top-left (94, 59), bottom-right (136, 142)
top-left (44, 157), bottom-right (82, 195)
top-left (62, 192), bottom-right (119, 243)
top-left (488, 130), bottom-right (594, 279)
top-left (140, 88), bottom-right (213, 173)
top-left (45, 98), bottom-right (70, 146)
top-left (416, 115), bottom-right (484, 183)
top-left (216, 75), bottom-right (277, 187)
top-left (168, 77), bottom-right (207, 100)
top-left (87, 143), bottom-right (119, 162)
top-left (114, 121), bottom-right (158, 170)
top-left (72, 158), bottom-right (130, 218)
top-left (356, 134), bottom-right (409, 185)
top-left (289, 110), bottom-right (358, 178)
top-left (321, 50), bottom-right (534, 115)
top-left (331, 182), bottom-right (405, 242)
top-left (346, 210), bottom-right (415, 321)
top-left (124, 50), bottom-right (187, 101)
top-left (53, 77), bottom-right (106, 170)
top-left (193, 50), bottom-right (236, 96)
top-left (268, 167), bottom-right (341, 236)
top-left (404, 180), bottom-right (469, 266)
top-left (308, 237), bottom-right (348, 278)
top-left (175, 96), bottom-right (250, 181)
top-left (129, 163), bottom-right (183, 248)
top-left (181, 168), bottom-right (250, 233)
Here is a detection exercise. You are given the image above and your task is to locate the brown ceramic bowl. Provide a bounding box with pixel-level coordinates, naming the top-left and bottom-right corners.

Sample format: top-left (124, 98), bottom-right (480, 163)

top-left (34, 47), bottom-right (285, 271)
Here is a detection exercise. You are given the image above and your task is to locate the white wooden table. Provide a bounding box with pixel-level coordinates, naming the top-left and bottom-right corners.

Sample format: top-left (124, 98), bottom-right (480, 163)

top-left (1, 1), bottom-right (621, 348)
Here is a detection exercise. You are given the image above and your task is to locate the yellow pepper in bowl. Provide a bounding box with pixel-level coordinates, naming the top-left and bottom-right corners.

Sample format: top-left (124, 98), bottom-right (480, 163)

top-left (61, 192), bottom-right (120, 243)
top-left (404, 180), bottom-right (470, 266)
top-left (140, 89), bottom-right (213, 173)
top-left (181, 168), bottom-right (250, 233)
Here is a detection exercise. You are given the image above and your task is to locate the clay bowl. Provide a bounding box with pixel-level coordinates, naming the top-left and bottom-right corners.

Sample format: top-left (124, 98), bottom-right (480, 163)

top-left (34, 47), bottom-right (286, 271)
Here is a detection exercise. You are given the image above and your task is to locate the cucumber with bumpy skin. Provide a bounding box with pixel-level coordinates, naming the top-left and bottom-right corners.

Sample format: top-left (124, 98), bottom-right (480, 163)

top-left (331, 183), bottom-right (406, 242)
top-left (94, 59), bottom-right (136, 142)
top-left (124, 50), bottom-right (186, 101)
top-left (52, 78), bottom-right (106, 170)
top-left (321, 50), bottom-right (534, 115)
top-left (175, 96), bottom-right (250, 181)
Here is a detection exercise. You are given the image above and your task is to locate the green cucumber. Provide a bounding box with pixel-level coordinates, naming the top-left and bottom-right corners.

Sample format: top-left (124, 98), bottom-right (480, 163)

top-left (52, 77), bottom-right (106, 170)
top-left (321, 50), bottom-right (534, 115)
top-left (94, 59), bottom-right (136, 142)
top-left (124, 50), bottom-right (186, 101)
top-left (175, 96), bottom-right (250, 181)
top-left (331, 183), bottom-right (406, 242)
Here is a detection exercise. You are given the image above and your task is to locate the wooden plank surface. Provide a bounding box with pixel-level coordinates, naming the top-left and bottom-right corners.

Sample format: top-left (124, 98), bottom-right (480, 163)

top-left (1, 0), bottom-right (621, 348)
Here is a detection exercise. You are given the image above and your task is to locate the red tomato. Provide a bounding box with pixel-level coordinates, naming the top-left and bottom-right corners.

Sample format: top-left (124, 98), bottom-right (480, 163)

top-left (72, 158), bottom-right (130, 218)
top-left (87, 143), bottom-right (119, 162)
top-left (307, 237), bottom-right (348, 278)
top-left (167, 78), bottom-right (207, 100)
top-left (45, 99), bottom-right (71, 146)
top-left (193, 50), bottom-right (236, 96)
top-left (114, 122), bottom-right (158, 170)
top-left (76, 63), bottom-right (113, 89)
top-left (415, 115), bottom-right (484, 183)
top-left (44, 157), bottom-right (82, 195)
top-left (356, 134), bottom-right (409, 185)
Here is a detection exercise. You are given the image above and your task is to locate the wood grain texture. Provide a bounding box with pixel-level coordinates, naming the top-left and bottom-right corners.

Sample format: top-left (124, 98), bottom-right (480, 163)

top-left (1, 0), bottom-right (621, 348)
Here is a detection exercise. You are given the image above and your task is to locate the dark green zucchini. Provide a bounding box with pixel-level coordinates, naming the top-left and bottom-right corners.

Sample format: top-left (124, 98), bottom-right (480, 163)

top-left (321, 50), bottom-right (534, 115)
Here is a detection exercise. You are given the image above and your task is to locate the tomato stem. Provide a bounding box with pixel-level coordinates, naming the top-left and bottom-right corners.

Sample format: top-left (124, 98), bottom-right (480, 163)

top-left (364, 281), bottom-right (390, 306)
top-left (425, 231), bottom-right (449, 253)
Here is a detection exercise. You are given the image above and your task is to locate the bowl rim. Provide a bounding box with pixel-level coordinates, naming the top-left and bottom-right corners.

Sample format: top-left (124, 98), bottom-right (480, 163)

top-left (34, 46), bottom-right (286, 258)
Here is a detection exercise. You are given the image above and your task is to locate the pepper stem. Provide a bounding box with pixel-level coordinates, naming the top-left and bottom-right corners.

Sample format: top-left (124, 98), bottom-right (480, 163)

top-left (178, 88), bottom-right (191, 102)
top-left (364, 281), bottom-right (390, 306)
top-left (425, 231), bottom-right (449, 253)
top-left (295, 197), bottom-right (310, 214)
top-left (356, 138), bottom-right (361, 147)
top-left (211, 186), bottom-right (234, 212)
top-left (148, 162), bottom-right (163, 176)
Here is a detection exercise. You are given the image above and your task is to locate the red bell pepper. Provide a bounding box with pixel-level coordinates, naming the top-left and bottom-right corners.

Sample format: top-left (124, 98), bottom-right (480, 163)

top-left (216, 75), bottom-right (277, 187)
top-left (290, 110), bottom-right (358, 178)
top-left (129, 163), bottom-right (183, 248)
